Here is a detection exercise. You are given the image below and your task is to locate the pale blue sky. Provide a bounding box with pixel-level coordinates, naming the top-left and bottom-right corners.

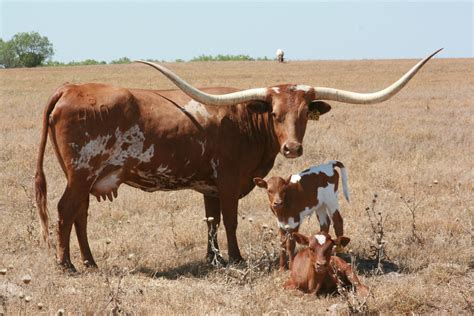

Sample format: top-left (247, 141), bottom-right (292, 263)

top-left (1, 1), bottom-right (472, 62)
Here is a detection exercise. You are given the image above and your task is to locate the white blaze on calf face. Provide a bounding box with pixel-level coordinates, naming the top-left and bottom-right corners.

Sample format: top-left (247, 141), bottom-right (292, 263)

top-left (314, 234), bottom-right (326, 246)
top-left (272, 87), bottom-right (280, 94)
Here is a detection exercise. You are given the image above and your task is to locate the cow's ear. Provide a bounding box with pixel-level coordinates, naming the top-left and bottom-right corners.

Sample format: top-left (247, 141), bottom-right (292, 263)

top-left (308, 101), bottom-right (331, 120)
top-left (253, 177), bottom-right (267, 189)
top-left (247, 101), bottom-right (272, 114)
top-left (292, 232), bottom-right (310, 245)
top-left (335, 236), bottom-right (351, 247)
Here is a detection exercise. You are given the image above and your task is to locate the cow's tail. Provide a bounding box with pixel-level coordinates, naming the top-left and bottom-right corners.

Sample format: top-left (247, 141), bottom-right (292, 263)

top-left (332, 161), bottom-right (350, 202)
top-left (35, 88), bottom-right (63, 246)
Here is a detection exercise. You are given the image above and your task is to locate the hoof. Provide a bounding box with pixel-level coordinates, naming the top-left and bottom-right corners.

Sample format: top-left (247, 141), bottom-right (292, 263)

top-left (228, 255), bottom-right (244, 265)
top-left (83, 260), bottom-right (98, 269)
top-left (206, 253), bottom-right (227, 267)
top-left (57, 260), bottom-right (77, 274)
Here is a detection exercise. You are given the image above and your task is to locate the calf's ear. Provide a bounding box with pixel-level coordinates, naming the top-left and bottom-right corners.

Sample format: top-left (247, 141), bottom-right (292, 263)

top-left (335, 236), bottom-right (351, 247)
top-left (253, 177), bottom-right (267, 189)
top-left (292, 232), bottom-right (310, 245)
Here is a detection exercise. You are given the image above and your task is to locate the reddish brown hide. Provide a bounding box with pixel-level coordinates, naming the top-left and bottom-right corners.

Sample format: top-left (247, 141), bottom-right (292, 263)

top-left (284, 232), bottom-right (369, 297)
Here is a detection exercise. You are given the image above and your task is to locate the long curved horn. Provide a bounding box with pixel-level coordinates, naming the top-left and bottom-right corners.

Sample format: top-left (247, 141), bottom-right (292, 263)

top-left (313, 48), bottom-right (442, 104)
top-left (135, 60), bottom-right (268, 106)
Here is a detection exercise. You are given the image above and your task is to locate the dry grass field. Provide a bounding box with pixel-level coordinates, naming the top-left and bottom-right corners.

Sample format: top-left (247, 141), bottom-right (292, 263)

top-left (0, 57), bottom-right (472, 314)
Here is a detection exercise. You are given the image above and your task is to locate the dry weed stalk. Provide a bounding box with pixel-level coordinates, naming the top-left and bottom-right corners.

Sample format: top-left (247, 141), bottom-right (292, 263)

top-left (101, 240), bottom-right (128, 315)
top-left (207, 218), bottom-right (225, 269)
top-left (365, 193), bottom-right (388, 274)
top-left (400, 182), bottom-right (425, 245)
top-left (168, 199), bottom-right (179, 250)
top-left (333, 252), bottom-right (370, 313)
top-left (18, 182), bottom-right (39, 244)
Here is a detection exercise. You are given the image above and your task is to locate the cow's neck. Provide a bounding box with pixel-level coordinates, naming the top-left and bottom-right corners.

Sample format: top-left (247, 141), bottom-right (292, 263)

top-left (245, 110), bottom-right (280, 157)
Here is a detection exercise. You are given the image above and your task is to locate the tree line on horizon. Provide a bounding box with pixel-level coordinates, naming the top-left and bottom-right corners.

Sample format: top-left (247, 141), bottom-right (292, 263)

top-left (0, 31), bottom-right (271, 69)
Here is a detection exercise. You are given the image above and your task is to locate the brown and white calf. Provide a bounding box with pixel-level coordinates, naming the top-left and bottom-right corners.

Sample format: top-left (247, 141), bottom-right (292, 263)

top-left (254, 161), bottom-right (349, 269)
top-left (284, 231), bottom-right (369, 297)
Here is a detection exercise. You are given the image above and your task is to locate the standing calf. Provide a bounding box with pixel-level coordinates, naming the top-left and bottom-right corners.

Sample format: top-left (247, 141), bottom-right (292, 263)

top-left (284, 231), bottom-right (369, 297)
top-left (254, 161), bottom-right (349, 269)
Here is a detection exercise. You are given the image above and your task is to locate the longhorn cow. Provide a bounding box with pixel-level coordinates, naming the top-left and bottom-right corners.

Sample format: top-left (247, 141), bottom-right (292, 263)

top-left (35, 49), bottom-right (440, 271)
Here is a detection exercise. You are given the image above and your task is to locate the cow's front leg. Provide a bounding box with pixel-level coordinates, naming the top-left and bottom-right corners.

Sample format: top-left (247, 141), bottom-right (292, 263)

top-left (203, 195), bottom-right (226, 265)
top-left (218, 189), bottom-right (243, 263)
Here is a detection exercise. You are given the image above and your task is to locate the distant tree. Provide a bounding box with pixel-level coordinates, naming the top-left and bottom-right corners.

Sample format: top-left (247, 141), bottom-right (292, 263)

top-left (2, 32), bottom-right (54, 68)
top-left (0, 38), bottom-right (19, 68)
top-left (110, 57), bottom-right (131, 64)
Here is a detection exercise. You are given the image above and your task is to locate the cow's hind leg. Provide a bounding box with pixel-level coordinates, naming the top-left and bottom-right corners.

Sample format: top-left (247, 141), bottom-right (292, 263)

top-left (74, 197), bottom-right (97, 268)
top-left (56, 184), bottom-right (88, 272)
top-left (203, 195), bottom-right (225, 265)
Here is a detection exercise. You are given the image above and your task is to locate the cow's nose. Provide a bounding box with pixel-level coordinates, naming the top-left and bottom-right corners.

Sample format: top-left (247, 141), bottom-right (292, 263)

top-left (282, 142), bottom-right (303, 158)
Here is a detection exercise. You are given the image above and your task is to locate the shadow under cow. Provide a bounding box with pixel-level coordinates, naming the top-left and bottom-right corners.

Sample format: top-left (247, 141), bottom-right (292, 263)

top-left (134, 261), bottom-right (215, 280)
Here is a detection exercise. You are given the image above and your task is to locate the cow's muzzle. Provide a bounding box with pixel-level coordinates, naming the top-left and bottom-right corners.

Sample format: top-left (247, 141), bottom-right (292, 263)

top-left (282, 142), bottom-right (303, 158)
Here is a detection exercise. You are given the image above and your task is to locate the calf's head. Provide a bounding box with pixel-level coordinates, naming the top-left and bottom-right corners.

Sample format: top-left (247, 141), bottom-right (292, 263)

top-left (293, 231), bottom-right (350, 273)
top-left (253, 176), bottom-right (290, 214)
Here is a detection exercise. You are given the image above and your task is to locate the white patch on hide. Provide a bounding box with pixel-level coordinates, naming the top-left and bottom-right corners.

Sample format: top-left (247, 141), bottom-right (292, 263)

top-left (72, 125), bottom-right (154, 178)
top-left (290, 174), bottom-right (301, 183)
top-left (198, 140), bottom-right (206, 156)
top-left (183, 100), bottom-right (210, 122)
top-left (299, 161), bottom-right (336, 178)
top-left (211, 158), bottom-right (219, 179)
top-left (294, 85), bottom-right (312, 93)
top-left (277, 217), bottom-right (299, 230)
top-left (72, 135), bottom-right (111, 169)
top-left (93, 170), bottom-right (121, 192)
top-left (272, 87), bottom-right (280, 94)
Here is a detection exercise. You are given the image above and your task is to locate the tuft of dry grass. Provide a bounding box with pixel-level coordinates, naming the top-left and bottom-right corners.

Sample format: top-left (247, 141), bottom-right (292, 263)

top-left (0, 58), bottom-right (473, 314)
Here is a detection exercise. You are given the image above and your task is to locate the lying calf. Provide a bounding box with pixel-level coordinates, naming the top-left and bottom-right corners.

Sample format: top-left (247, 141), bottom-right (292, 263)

top-left (254, 161), bottom-right (349, 269)
top-left (284, 232), bottom-right (369, 297)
